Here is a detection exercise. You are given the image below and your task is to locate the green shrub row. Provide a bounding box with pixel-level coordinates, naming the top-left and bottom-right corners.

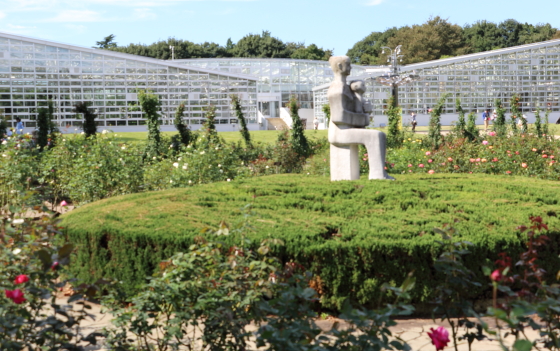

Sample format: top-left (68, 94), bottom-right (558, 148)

top-left (61, 173), bottom-right (560, 308)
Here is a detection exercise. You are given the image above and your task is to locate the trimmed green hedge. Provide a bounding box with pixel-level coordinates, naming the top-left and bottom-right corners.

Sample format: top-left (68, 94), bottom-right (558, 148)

top-left (61, 174), bottom-right (560, 308)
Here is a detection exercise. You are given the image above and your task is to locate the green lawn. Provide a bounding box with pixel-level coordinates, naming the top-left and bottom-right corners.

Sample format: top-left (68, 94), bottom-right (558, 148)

top-left (110, 123), bottom-right (559, 144)
top-left (62, 173), bottom-right (560, 308)
top-left (113, 129), bottom-right (328, 144)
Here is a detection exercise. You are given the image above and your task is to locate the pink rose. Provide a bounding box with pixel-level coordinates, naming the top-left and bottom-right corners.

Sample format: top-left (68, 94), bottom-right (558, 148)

top-left (408, 164), bottom-right (412, 168)
top-left (14, 274), bottom-right (29, 285)
top-left (60, 200), bottom-right (68, 206)
top-left (521, 163), bottom-right (528, 168)
top-left (425, 151), bottom-right (431, 156)
top-left (428, 159), bottom-right (433, 163)
top-left (482, 140), bottom-right (488, 145)
top-left (427, 326), bottom-right (450, 351)
top-left (447, 157), bottom-right (453, 162)
top-left (418, 164), bottom-right (424, 168)
top-left (5, 289), bottom-right (26, 304)
top-left (475, 158), bottom-right (481, 162)
top-left (469, 158), bottom-right (475, 163)
top-left (490, 269), bottom-right (503, 282)
top-left (542, 154), bottom-right (548, 158)
top-left (506, 171), bottom-right (511, 174)
top-left (488, 131), bottom-right (496, 136)
top-left (515, 151), bottom-right (520, 155)
top-left (428, 170), bottom-right (435, 174)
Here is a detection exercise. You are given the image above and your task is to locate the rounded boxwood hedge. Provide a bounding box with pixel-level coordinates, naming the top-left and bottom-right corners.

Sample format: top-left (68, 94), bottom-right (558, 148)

top-left (61, 174), bottom-right (560, 308)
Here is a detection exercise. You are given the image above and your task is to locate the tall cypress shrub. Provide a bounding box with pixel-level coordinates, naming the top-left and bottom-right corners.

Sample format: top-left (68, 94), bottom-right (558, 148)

top-left (428, 94), bottom-right (449, 150)
top-left (510, 94), bottom-right (520, 134)
top-left (465, 112), bottom-right (480, 141)
top-left (534, 107), bottom-right (543, 137)
top-left (0, 110), bottom-right (7, 137)
top-left (543, 109), bottom-right (550, 138)
top-left (202, 104), bottom-right (219, 144)
top-left (386, 96), bottom-right (403, 148)
top-left (37, 108), bottom-right (49, 150)
top-left (173, 103), bottom-right (191, 146)
top-left (288, 95), bottom-right (310, 158)
top-left (138, 90), bottom-right (161, 160)
top-left (230, 94), bottom-right (252, 148)
top-left (453, 98), bottom-right (467, 139)
top-left (322, 104), bottom-right (331, 128)
top-left (493, 99), bottom-right (507, 137)
top-left (74, 102), bottom-right (97, 137)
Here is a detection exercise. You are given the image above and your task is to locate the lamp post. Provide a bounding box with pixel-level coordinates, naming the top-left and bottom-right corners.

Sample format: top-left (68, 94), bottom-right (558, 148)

top-left (376, 45), bottom-right (421, 107)
top-left (169, 46), bottom-right (175, 60)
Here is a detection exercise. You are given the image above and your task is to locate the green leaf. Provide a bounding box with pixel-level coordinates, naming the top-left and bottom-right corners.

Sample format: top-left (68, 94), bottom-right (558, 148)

top-left (58, 243), bottom-right (74, 259)
top-left (36, 249), bottom-right (52, 271)
top-left (512, 339), bottom-right (532, 351)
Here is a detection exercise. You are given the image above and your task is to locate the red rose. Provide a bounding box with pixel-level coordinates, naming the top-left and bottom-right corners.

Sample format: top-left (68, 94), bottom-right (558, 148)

top-left (14, 274), bottom-right (29, 285)
top-left (5, 289), bottom-right (26, 304)
top-left (490, 269), bottom-right (503, 282)
top-left (427, 326), bottom-right (450, 351)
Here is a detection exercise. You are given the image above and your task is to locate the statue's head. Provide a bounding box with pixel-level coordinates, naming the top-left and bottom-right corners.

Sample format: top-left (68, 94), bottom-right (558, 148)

top-left (350, 80), bottom-right (366, 94)
top-left (329, 56), bottom-right (351, 76)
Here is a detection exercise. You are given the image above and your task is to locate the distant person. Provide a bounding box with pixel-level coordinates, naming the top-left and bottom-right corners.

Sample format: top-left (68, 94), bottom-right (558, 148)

top-left (491, 110), bottom-right (497, 121)
top-left (313, 116), bottom-right (319, 130)
top-left (15, 117), bottom-right (24, 135)
top-left (410, 112), bottom-right (417, 132)
top-left (482, 109), bottom-right (490, 132)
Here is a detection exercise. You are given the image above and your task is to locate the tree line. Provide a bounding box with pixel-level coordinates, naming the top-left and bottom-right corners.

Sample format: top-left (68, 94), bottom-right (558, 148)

top-left (97, 18), bottom-right (559, 64)
top-left (347, 17), bottom-right (560, 65)
top-left (97, 31), bottom-right (333, 61)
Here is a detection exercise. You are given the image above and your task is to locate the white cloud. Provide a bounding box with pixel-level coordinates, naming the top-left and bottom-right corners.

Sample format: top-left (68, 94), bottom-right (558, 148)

top-left (0, 11), bottom-right (5, 19)
top-left (65, 24), bottom-right (87, 33)
top-left (0, 24), bottom-right (37, 35)
top-left (366, 0), bottom-right (384, 5)
top-left (132, 8), bottom-right (156, 20)
top-left (44, 10), bottom-right (104, 23)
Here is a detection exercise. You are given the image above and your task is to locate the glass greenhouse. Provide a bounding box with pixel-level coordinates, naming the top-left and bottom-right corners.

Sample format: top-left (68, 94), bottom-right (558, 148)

top-left (314, 38), bottom-right (560, 127)
top-left (0, 32), bottom-right (259, 133)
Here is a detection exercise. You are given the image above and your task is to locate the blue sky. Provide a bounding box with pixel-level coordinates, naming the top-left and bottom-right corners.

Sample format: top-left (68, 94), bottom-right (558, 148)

top-left (0, 0), bottom-right (558, 55)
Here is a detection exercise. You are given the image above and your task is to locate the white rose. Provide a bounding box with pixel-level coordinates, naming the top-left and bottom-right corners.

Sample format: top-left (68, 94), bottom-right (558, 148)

top-left (182, 165), bottom-right (187, 170)
top-left (173, 162), bottom-right (179, 168)
top-left (121, 146), bottom-right (126, 150)
top-left (12, 219), bottom-right (24, 225)
top-left (227, 178), bottom-right (231, 182)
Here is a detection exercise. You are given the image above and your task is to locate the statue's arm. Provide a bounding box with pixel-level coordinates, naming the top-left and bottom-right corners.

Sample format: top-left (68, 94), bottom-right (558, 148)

top-left (329, 97), bottom-right (369, 127)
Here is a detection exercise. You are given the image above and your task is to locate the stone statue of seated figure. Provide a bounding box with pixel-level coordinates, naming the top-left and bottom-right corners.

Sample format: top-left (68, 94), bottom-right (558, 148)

top-left (327, 55), bottom-right (394, 181)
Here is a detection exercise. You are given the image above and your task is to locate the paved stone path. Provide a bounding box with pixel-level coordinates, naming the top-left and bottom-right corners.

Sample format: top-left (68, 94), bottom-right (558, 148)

top-left (63, 297), bottom-right (539, 351)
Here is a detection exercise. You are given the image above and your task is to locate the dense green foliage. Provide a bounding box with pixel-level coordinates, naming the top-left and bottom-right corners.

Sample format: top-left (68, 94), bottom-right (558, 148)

top-left (108, 31), bottom-right (332, 61)
top-left (347, 17), bottom-right (559, 65)
top-left (138, 90), bottom-right (162, 160)
top-left (61, 173), bottom-right (560, 308)
top-left (230, 94), bottom-right (252, 148)
top-left (74, 101), bottom-right (97, 137)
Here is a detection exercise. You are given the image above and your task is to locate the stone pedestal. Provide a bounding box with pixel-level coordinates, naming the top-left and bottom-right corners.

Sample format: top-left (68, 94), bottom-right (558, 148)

top-left (330, 144), bottom-right (360, 181)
